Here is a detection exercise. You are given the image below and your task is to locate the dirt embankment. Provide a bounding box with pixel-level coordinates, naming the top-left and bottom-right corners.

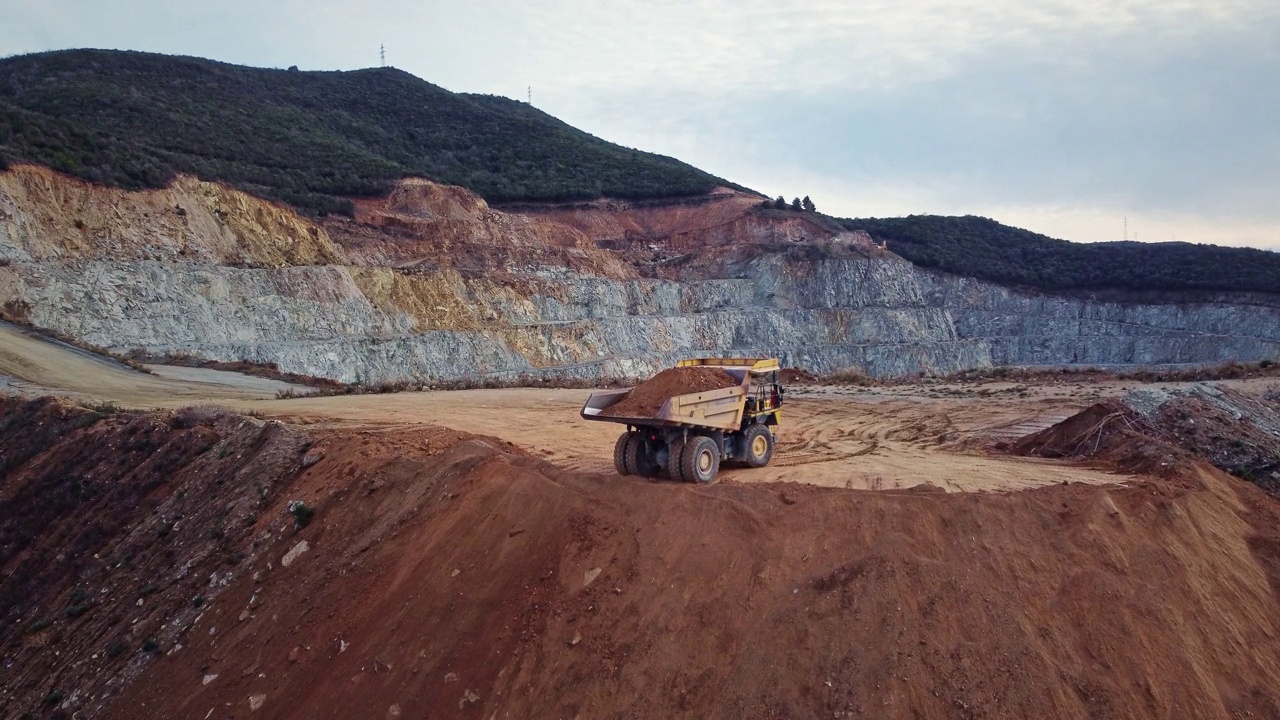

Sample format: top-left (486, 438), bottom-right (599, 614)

top-left (604, 366), bottom-right (738, 417)
top-left (0, 397), bottom-right (310, 718)
top-left (336, 178), bottom-right (635, 280)
top-left (1008, 400), bottom-right (1174, 475)
top-left (0, 164), bottom-right (344, 267)
top-left (1012, 385), bottom-right (1280, 493)
top-left (6, 397), bottom-right (1280, 719)
top-left (516, 189), bottom-right (845, 274)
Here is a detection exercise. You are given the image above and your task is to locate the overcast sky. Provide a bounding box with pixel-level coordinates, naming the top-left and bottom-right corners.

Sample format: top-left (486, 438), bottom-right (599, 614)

top-left (4, 1), bottom-right (1278, 248)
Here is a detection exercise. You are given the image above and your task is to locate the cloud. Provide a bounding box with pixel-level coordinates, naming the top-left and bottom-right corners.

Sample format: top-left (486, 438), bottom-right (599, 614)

top-left (535, 0), bottom-right (1280, 243)
top-left (509, 0), bottom-right (1273, 94)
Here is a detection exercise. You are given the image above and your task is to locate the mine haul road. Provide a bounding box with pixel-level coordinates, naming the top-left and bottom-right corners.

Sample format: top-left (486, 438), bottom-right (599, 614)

top-left (4, 318), bottom-right (1262, 492)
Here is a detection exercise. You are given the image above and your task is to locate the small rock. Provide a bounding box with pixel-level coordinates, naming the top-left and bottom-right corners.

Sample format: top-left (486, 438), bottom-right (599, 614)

top-left (287, 647), bottom-right (300, 664)
top-left (387, 705), bottom-right (402, 719)
top-left (281, 541), bottom-right (309, 567)
top-left (301, 449), bottom-right (324, 468)
top-left (444, 672), bottom-right (459, 683)
top-left (202, 674), bottom-right (218, 686)
top-left (583, 567), bottom-right (602, 588)
top-left (1101, 494), bottom-right (1121, 517)
top-left (568, 632), bottom-right (581, 647)
top-left (459, 689), bottom-right (479, 709)
top-left (339, 639), bottom-right (349, 653)
top-left (248, 694), bottom-right (266, 711)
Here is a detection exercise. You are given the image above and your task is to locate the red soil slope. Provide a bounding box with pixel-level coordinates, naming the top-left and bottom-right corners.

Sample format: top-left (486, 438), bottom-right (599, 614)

top-left (5, 398), bottom-right (1280, 719)
top-left (516, 188), bottom-right (844, 264)
top-left (0, 398), bottom-right (310, 718)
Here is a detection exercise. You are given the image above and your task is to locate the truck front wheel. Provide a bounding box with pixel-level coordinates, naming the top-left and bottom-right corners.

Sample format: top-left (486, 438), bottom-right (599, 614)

top-left (743, 424), bottom-right (774, 468)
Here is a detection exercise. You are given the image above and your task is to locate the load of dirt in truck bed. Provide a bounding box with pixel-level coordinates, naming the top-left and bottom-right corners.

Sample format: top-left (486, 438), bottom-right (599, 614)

top-left (603, 366), bottom-right (739, 417)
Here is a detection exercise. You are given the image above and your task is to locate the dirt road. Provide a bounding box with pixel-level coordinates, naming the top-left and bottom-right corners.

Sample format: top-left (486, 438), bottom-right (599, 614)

top-left (0, 321), bottom-right (303, 403)
top-left (7, 322), bottom-right (1279, 492)
top-left (259, 387), bottom-right (1133, 491)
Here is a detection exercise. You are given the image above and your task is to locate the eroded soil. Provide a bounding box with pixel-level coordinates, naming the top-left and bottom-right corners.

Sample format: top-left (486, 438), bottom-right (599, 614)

top-left (6, 328), bottom-right (1280, 719)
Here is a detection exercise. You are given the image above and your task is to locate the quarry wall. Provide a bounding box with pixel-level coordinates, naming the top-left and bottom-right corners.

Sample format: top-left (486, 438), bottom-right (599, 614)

top-left (2, 166), bottom-right (1277, 383)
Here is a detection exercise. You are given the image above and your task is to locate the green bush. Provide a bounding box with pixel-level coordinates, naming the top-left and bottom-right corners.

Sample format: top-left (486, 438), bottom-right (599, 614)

top-left (288, 500), bottom-right (314, 529)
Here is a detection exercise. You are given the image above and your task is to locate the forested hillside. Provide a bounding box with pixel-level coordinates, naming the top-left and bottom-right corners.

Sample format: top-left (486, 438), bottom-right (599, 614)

top-left (842, 215), bottom-right (1280, 295)
top-left (0, 50), bottom-right (730, 214)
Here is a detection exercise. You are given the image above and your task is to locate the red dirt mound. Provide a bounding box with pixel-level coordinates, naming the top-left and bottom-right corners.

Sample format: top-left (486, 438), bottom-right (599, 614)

top-left (604, 366), bottom-right (738, 417)
top-left (778, 367), bottom-right (818, 384)
top-left (9, 399), bottom-right (1280, 719)
top-left (1009, 399), bottom-right (1183, 476)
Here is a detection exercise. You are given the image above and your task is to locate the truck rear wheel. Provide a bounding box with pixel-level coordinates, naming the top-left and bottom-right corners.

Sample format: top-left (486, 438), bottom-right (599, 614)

top-left (627, 433), bottom-right (660, 478)
top-left (666, 437), bottom-right (687, 482)
top-left (614, 431), bottom-right (638, 476)
top-left (743, 424), bottom-right (774, 468)
top-left (681, 435), bottom-right (720, 484)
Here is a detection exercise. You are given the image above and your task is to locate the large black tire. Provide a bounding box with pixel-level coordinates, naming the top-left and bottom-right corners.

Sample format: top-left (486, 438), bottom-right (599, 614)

top-left (627, 433), bottom-right (660, 478)
top-left (614, 432), bottom-right (638, 476)
top-left (681, 435), bottom-right (720, 484)
top-left (666, 437), bottom-right (687, 482)
top-left (743, 424), bottom-right (774, 468)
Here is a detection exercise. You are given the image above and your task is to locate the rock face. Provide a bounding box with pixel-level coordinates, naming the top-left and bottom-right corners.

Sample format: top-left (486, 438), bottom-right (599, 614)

top-left (1, 166), bottom-right (1277, 382)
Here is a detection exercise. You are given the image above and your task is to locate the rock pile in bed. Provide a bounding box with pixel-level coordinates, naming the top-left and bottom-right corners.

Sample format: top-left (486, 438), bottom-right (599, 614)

top-left (603, 367), bottom-right (739, 418)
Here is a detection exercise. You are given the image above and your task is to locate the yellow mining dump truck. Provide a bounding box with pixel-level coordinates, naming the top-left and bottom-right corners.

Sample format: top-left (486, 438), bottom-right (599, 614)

top-left (580, 357), bottom-right (784, 483)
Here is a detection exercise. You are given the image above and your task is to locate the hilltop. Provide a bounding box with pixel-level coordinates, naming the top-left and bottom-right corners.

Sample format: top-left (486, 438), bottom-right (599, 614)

top-left (841, 215), bottom-right (1280, 296)
top-left (0, 49), bottom-right (733, 214)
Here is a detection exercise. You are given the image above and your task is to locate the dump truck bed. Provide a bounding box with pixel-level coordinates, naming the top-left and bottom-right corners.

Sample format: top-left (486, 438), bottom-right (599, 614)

top-left (581, 367), bottom-right (750, 431)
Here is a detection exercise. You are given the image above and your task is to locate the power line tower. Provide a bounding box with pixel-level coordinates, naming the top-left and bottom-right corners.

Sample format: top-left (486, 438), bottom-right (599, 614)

top-left (527, 86), bottom-right (532, 105)
top-left (1123, 216), bottom-right (1128, 241)
top-left (380, 44), bottom-right (386, 67)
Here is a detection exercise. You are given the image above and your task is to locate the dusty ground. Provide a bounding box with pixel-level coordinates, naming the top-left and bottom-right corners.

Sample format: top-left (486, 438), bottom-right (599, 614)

top-left (5, 396), bottom-right (1280, 720)
top-left (5, 321), bottom-right (1279, 493)
top-left (7, 328), bottom-right (1280, 718)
